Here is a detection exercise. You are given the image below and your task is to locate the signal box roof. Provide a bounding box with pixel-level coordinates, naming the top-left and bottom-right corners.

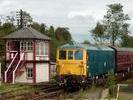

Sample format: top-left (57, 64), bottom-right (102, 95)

top-left (3, 27), bottom-right (50, 40)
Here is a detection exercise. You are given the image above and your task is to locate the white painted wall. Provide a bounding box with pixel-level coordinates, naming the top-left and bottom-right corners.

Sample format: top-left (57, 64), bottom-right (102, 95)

top-left (20, 52), bottom-right (33, 60)
top-left (36, 63), bottom-right (49, 83)
top-left (27, 53), bottom-right (33, 60)
top-left (36, 56), bottom-right (49, 61)
top-left (15, 63), bottom-right (33, 83)
top-left (15, 63), bottom-right (50, 83)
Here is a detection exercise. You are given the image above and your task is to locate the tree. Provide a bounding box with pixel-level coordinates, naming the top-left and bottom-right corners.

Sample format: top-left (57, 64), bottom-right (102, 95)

top-left (121, 34), bottom-right (133, 47)
top-left (48, 26), bottom-right (55, 37)
top-left (55, 27), bottom-right (72, 41)
top-left (82, 40), bottom-right (90, 44)
top-left (50, 27), bottom-right (72, 60)
top-left (40, 23), bottom-right (47, 35)
top-left (0, 23), bottom-right (16, 37)
top-left (103, 3), bottom-right (130, 46)
top-left (91, 22), bottom-right (105, 44)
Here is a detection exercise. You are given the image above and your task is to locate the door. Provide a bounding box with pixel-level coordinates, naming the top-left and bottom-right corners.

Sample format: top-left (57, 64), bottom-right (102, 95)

top-left (9, 41), bottom-right (20, 61)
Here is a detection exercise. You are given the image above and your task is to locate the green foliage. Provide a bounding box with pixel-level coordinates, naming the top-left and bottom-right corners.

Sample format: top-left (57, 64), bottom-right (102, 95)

top-left (92, 3), bottom-right (130, 46)
top-left (82, 40), bottom-right (90, 44)
top-left (40, 23), bottom-right (47, 34)
top-left (121, 34), bottom-right (133, 47)
top-left (106, 73), bottom-right (116, 88)
top-left (91, 22), bottom-right (105, 44)
top-left (108, 85), bottom-right (117, 98)
top-left (0, 23), bottom-right (16, 37)
top-left (103, 3), bottom-right (130, 46)
top-left (55, 27), bottom-right (72, 41)
top-left (48, 26), bottom-right (55, 37)
top-left (92, 22), bottom-right (104, 37)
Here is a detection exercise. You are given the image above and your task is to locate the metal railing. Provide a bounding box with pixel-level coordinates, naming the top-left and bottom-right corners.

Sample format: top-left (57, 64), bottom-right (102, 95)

top-left (4, 52), bottom-right (18, 82)
top-left (12, 51), bottom-right (26, 84)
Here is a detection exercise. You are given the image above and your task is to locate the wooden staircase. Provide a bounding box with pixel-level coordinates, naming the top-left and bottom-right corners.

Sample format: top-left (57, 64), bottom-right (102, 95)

top-left (5, 51), bottom-right (27, 84)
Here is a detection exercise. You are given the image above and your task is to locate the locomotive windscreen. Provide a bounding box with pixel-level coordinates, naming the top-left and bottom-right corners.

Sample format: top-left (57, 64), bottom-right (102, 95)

top-left (58, 49), bottom-right (83, 60)
top-left (74, 50), bottom-right (83, 60)
top-left (59, 50), bottom-right (66, 59)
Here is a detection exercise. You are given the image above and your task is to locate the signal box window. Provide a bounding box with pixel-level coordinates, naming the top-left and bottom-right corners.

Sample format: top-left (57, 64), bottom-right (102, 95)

top-left (75, 50), bottom-right (83, 60)
top-left (59, 50), bottom-right (66, 59)
top-left (26, 67), bottom-right (33, 78)
top-left (68, 51), bottom-right (73, 60)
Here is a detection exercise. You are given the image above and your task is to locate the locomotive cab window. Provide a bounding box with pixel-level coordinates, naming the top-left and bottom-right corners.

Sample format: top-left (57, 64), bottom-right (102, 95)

top-left (74, 50), bottom-right (83, 60)
top-left (68, 51), bottom-right (73, 60)
top-left (59, 50), bottom-right (66, 60)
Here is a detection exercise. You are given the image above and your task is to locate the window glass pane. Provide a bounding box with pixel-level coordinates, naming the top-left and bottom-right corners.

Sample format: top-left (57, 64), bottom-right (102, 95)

top-left (21, 42), bottom-right (23, 50)
top-left (24, 42), bottom-right (26, 50)
top-left (36, 43), bottom-right (39, 55)
top-left (45, 43), bottom-right (48, 55)
top-left (36, 42), bottom-right (49, 55)
top-left (74, 50), bottom-right (83, 60)
top-left (26, 68), bottom-right (33, 78)
top-left (30, 42), bottom-right (33, 50)
top-left (68, 51), bottom-right (73, 60)
top-left (7, 42), bottom-right (10, 51)
top-left (28, 42), bottom-right (30, 50)
top-left (41, 43), bottom-right (45, 55)
top-left (59, 50), bottom-right (66, 60)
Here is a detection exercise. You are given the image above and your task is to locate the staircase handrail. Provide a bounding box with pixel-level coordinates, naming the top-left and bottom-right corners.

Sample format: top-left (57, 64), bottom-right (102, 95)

top-left (12, 52), bottom-right (25, 84)
top-left (5, 52), bottom-right (18, 82)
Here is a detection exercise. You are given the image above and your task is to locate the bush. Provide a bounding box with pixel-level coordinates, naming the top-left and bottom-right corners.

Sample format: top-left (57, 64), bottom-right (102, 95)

top-left (106, 73), bottom-right (116, 88)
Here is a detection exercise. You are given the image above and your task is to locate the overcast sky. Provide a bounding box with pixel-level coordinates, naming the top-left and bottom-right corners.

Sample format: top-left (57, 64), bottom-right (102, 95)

top-left (0, 0), bottom-right (133, 42)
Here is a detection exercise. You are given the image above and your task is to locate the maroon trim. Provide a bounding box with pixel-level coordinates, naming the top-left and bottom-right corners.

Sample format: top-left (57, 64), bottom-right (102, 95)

top-left (33, 40), bottom-right (36, 83)
top-left (3, 40), bottom-right (6, 82)
top-left (48, 42), bottom-right (50, 81)
top-left (4, 40), bottom-right (6, 65)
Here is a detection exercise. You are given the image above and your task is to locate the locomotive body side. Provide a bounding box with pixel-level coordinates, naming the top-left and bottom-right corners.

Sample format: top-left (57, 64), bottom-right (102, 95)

top-left (56, 44), bottom-right (87, 89)
top-left (113, 48), bottom-right (133, 73)
top-left (83, 45), bottom-right (115, 83)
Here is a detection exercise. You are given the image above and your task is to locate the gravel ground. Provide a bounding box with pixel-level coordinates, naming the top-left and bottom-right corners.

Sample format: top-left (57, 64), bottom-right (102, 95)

top-left (58, 87), bottom-right (104, 100)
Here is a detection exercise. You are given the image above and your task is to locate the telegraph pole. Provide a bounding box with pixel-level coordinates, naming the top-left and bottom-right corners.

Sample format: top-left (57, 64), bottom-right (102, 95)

top-left (16, 9), bottom-right (32, 28)
top-left (20, 9), bottom-right (23, 28)
top-left (16, 9), bottom-right (23, 29)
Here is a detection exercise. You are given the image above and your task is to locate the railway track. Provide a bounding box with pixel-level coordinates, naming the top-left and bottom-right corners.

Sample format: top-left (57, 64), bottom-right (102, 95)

top-left (0, 82), bottom-right (64, 100)
top-left (31, 82), bottom-right (64, 99)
